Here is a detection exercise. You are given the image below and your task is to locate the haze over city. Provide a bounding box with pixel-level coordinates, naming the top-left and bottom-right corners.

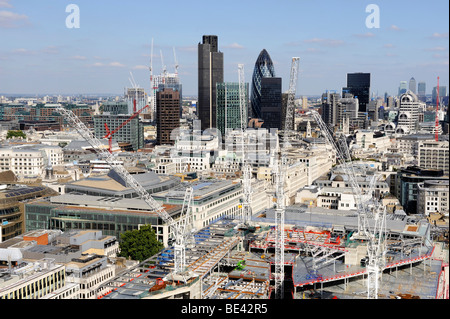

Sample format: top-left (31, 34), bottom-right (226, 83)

top-left (0, 0), bottom-right (448, 96)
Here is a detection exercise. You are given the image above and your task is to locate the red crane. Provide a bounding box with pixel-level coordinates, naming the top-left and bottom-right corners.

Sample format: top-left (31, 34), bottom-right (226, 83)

top-left (103, 99), bottom-right (149, 153)
top-left (435, 76), bottom-right (440, 142)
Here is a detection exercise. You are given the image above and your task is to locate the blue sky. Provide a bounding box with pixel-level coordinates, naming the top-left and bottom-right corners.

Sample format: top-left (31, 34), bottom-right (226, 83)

top-left (0, 0), bottom-right (448, 97)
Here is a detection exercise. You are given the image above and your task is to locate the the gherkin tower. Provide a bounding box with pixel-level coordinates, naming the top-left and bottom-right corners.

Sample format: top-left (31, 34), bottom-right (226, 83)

top-left (250, 49), bottom-right (276, 119)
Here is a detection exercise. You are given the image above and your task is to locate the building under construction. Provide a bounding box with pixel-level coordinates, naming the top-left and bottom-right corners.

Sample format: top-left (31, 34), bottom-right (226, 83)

top-left (96, 206), bottom-right (447, 299)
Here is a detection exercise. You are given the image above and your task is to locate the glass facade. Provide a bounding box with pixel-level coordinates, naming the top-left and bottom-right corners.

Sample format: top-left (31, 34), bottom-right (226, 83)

top-left (250, 49), bottom-right (276, 120)
top-left (216, 82), bottom-right (249, 138)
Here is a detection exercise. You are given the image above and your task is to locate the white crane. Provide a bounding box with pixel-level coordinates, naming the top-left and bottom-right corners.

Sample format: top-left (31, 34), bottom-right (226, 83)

top-left (56, 106), bottom-right (193, 281)
top-left (173, 47), bottom-right (179, 76)
top-left (238, 64), bottom-right (252, 226)
top-left (273, 57), bottom-right (300, 299)
top-left (309, 110), bottom-right (386, 299)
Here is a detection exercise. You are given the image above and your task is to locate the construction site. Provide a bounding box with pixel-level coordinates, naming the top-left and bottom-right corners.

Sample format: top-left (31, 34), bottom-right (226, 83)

top-left (54, 59), bottom-right (449, 300)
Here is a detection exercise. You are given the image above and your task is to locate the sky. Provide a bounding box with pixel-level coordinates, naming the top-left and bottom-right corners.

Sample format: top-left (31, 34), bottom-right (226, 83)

top-left (0, 0), bottom-right (448, 97)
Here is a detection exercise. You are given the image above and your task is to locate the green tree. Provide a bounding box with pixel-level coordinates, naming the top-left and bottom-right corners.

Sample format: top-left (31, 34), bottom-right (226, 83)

top-left (118, 225), bottom-right (163, 262)
top-left (6, 130), bottom-right (26, 139)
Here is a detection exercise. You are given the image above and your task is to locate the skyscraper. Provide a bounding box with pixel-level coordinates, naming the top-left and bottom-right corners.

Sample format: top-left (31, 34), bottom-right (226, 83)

top-left (216, 82), bottom-right (249, 138)
top-left (398, 81), bottom-right (408, 96)
top-left (260, 77), bottom-right (282, 130)
top-left (198, 35), bottom-right (224, 131)
top-left (418, 82), bottom-right (426, 97)
top-left (342, 73), bottom-right (370, 112)
top-left (409, 77), bottom-right (416, 94)
top-left (156, 87), bottom-right (180, 145)
top-left (250, 49), bottom-right (276, 120)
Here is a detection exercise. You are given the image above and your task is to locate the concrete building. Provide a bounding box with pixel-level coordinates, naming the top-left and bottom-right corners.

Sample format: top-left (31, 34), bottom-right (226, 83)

top-left (156, 88), bottom-right (181, 145)
top-left (152, 179), bottom-right (243, 229)
top-left (216, 82), bottom-right (249, 138)
top-left (0, 229), bottom-right (119, 299)
top-left (94, 114), bottom-right (144, 151)
top-left (0, 184), bottom-right (58, 243)
top-left (396, 91), bottom-right (425, 135)
top-left (418, 140), bottom-right (449, 175)
top-left (417, 180), bottom-right (449, 215)
top-left (0, 144), bottom-right (63, 178)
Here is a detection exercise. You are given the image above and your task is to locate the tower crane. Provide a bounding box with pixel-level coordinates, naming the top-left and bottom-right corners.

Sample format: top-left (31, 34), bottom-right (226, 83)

top-left (309, 110), bottom-right (369, 235)
top-left (56, 106), bottom-right (194, 281)
top-left (309, 110), bottom-right (387, 299)
top-left (273, 57), bottom-right (300, 299)
top-left (238, 64), bottom-right (252, 226)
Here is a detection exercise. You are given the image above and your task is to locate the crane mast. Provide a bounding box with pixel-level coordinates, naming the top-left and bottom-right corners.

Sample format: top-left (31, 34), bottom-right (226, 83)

top-left (309, 110), bottom-right (386, 298)
top-left (274, 57), bottom-right (300, 299)
top-left (238, 64), bottom-right (252, 225)
top-left (56, 106), bottom-right (190, 277)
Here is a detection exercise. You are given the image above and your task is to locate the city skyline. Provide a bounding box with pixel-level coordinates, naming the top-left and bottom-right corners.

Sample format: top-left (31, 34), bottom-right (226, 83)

top-left (0, 0), bottom-right (448, 97)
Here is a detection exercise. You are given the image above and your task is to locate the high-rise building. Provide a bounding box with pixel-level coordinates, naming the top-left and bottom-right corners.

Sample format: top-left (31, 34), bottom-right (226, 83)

top-left (94, 114), bottom-right (144, 151)
top-left (216, 82), bottom-right (249, 138)
top-left (260, 77), bottom-right (282, 130)
top-left (417, 81), bottom-right (426, 101)
top-left (198, 35), bottom-right (224, 131)
top-left (398, 81), bottom-right (408, 96)
top-left (342, 73), bottom-right (370, 112)
top-left (432, 86), bottom-right (447, 104)
top-left (156, 87), bottom-right (180, 145)
top-left (396, 91), bottom-right (424, 135)
top-left (321, 91), bottom-right (358, 128)
top-left (250, 49), bottom-right (276, 120)
top-left (409, 77), bottom-right (416, 94)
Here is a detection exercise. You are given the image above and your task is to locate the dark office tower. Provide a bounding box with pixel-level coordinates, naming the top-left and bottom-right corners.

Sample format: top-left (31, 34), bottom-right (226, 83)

top-left (342, 72), bottom-right (370, 112)
top-left (156, 88), bottom-right (180, 145)
top-left (260, 77), bottom-right (282, 130)
top-left (250, 49), bottom-right (276, 120)
top-left (418, 82), bottom-right (426, 101)
top-left (198, 35), bottom-right (224, 131)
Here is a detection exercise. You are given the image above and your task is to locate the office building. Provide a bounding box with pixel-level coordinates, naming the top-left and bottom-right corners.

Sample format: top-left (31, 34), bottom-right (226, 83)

top-left (198, 35), bottom-right (224, 131)
top-left (418, 81), bottom-right (426, 98)
top-left (396, 166), bottom-right (447, 214)
top-left (409, 77), bottom-right (416, 94)
top-left (432, 86), bottom-right (447, 104)
top-left (321, 91), bottom-right (358, 129)
top-left (260, 77), bottom-right (282, 130)
top-left (396, 91), bottom-right (424, 135)
top-left (342, 73), bottom-right (370, 112)
top-left (0, 184), bottom-right (58, 243)
top-left (216, 82), bottom-right (249, 138)
top-left (417, 180), bottom-right (449, 215)
top-left (418, 140), bottom-right (449, 175)
top-left (94, 114), bottom-right (144, 151)
top-left (398, 81), bottom-right (408, 96)
top-left (250, 49), bottom-right (276, 119)
top-left (156, 87), bottom-right (181, 145)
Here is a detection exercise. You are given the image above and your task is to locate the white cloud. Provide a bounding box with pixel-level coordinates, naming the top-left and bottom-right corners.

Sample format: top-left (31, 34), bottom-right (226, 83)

top-left (430, 32), bottom-right (449, 39)
top-left (425, 46), bottom-right (447, 52)
top-left (353, 32), bottom-right (376, 38)
top-left (109, 62), bottom-right (125, 67)
top-left (223, 42), bottom-right (244, 49)
top-left (383, 43), bottom-right (395, 48)
top-left (0, 0), bottom-right (13, 8)
top-left (0, 10), bottom-right (28, 28)
top-left (132, 65), bottom-right (148, 70)
top-left (303, 38), bottom-right (345, 47)
top-left (389, 25), bottom-right (402, 31)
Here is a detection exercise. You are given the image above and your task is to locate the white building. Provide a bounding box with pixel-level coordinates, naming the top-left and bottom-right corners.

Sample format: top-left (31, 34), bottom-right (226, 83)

top-left (418, 140), bottom-right (449, 175)
top-left (396, 91), bottom-right (425, 135)
top-left (0, 144), bottom-right (63, 178)
top-left (417, 180), bottom-right (449, 215)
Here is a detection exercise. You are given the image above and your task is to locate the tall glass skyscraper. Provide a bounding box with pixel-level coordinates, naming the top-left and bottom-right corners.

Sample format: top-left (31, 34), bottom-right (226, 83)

top-left (250, 49), bottom-right (275, 119)
top-left (216, 82), bottom-right (249, 138)
top-left (342, 72), bottom-right (370, 112)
